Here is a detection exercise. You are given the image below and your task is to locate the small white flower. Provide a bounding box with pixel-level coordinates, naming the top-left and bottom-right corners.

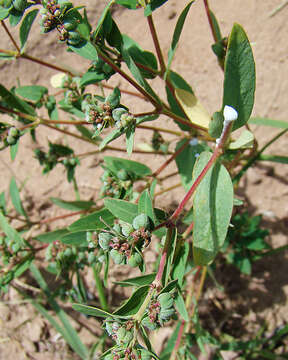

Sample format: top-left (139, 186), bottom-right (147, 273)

top-left (195, 153), bottom-right (200, 158)
top-left (189, 138), bottom-right (198, 146)
top-left (223, 105), bottom-right (238, 122)
top-left (97, 123), bottom-right (102, 130)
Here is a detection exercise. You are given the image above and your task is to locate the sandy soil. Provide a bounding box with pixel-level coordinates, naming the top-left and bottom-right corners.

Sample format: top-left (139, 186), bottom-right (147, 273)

top-left (0, 0), bottom-right (287, 359)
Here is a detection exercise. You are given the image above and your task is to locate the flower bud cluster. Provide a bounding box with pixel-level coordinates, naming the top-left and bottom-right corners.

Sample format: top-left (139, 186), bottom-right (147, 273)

top-left (100, 169), bottom-right (132, 199)
top-left (98, 214), bottom-right (153, 268)
top-left (39, 0), bottom-right (82, 46)
top-left (112, 108), bottom-right (136, 129)
top-left (141, 292), bottom-right (175, 330)
top-left (105, 319), bottom-right (134, 346)
top-left (104, 347), bottom-right (152, 360)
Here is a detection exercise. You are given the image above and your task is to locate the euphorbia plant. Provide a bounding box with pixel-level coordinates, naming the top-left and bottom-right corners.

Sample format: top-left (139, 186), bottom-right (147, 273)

top-left (1, 0), bottom-right (287, 359)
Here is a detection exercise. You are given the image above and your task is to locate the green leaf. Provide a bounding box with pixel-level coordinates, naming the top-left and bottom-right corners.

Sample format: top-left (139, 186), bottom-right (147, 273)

top-left (0, 213), bottom-right (27, 249)
top-left (60, 231), bottom-right (88, 246)
top-left (30, 264), bottom-right (89, 359)
top-left (223, 23), bottom-right (256, 131)
top-left (229, 129), bottom-right (254, 149)
top-left (0, 84), bottom-right (35, 115)
top-left (259, 154), bottom-right (288, 164)
top-left (9, 8), bottom-right (23, 26)
top-left (174, 290), bottom-right (189, 322)
top-left (249, 117), bottom-right (288, 129)
top-left (15, 85), bottom-right (47, 102)
top-left (175, 139), bottom-right (207, 191)
top-left (209, 10), bottom-right (222, 42)
top-left (9, 177), bottom-right (28, 218)
top-left (93, 0), bottom-right (114, 40)
top-left (104, 156), bottom-right (152, 177)
top-left (122, 34), bottom-right (158, 79)
top-left (166, 1), bottom-right (194, 76)
top-left (69, 41), bottom-right (98, 60)
top-left (114, 273), bottom-right (156, 287)
top-left (138, 189), bottom-right (156, 224)
top-left (125, 125), bottom-right (135, 155)
top-left (19, 9), bottom-right (39, 51)
top-left (10, 141), bottom-right (19, 161)
top-left (99, 127), bottom-right (125, 150)
top-left (160, 322), bottom-right (182, 359)
top-left (121, 43), bottom-right (161, 105)
top-left (162, 228), bottom-right (177, 286)
top-left (68, 208), bottom-right (115, 232)
top-left (115, 0), bottom-right (138, 9)
top-left (113, 285), bottom-right (150, 316)
top-left (80, 71), bottom-right (105, 87)
top-left (192, 152), bottom-right (234, 265)
top-left (0, 254), bottom-right (34, 286)
top-left (171, 242), bottom-right (189, 287)
top-left (35, 228), bottom-right (69, 243)
top-left (104, 198), bottom-right (137, 224)
top-left (0, 6), bottom-right (9, 20)
top-left (72, 304), bottom-right (112, 318)
top-left (50, 197), bottom-right (95, 211)
top-left (144, 0), bottom-right (168, 16)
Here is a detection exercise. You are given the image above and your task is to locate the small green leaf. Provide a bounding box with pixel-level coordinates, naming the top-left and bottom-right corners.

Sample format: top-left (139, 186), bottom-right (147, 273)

top-left (166, 1), bottom-right (194, 76)
top-left (259, 154), bottom-right (288, 164)
top-left (115, 0), bottom-right (138, 9)
top-left (229, 129), bottom-right (254, 149)
top-left (19, 9), bottom-right (39, 51)
top-left (50, 197), bottom-right (95, 211)
top-left (9, 177), bottom-right (27, 218)
top-left (9, 8), bottom-right (23, 26)
top-left (104, 198), bottom-right (137, 224)
top-left (114, 273), bottom-right (156, 287)
top-left (192, 152), bottom-right (234, 265)
top-left (35, 228), bottom-right (69, 243)
top-left (15, 85), bottom-right (48, 102)
top-left (104, 156), bottom-right (152, 177)
top-left (171, 242), bottom-right (189, 287)
top-left (0, 84), bottom-right (35, 115)
top-left (125, 125), bottom-right (135, 155)
top-left (138, 190), bottom-right (156, 224)
top-left (160, 322), bottom-right (182, 359)
top-left (144, 0), bottom-right (168, 16)
top-left (69, 41), bottom-right (98, 61)
top-left (223, 23), bottom-right (256, 131)
top-left (68, 208), bottom-right (115, 232)
top-left (113, 285), bottom-right (150, 316)
top-left (0, 6), bottom-right (9, 20)
top-left (80, 71), bottom-right (105, 87)
top-left (174, 290), bottom-right (189, 322)
top-left (209, 10), bottom-right (222, 42)
top-left (60, 231), bottom-right (88, 246)
top-left (0, 212), bottom-right (26, 248)
top-left (10, 141), bottom-right (19, 161)
top-left (99, 127), bottom-right (125, 150)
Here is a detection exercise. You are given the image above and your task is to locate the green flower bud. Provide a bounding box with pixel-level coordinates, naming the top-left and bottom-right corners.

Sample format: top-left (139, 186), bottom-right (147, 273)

top-left (12, 0), bottom-right (27, 12)
top-left (122, 330), bottom-right (133, 344)
top-left (141, 316), bottom-right (158, 330)
top-left (120, 222), bottom-right (133, 237)
top-left (117, 169), bottom-right (129, 181)
top-left (113, 224), bottom-right (121, 234)
top-left (6, 135), bottom-right (17, 145)
top-left (127, 252), bottom-right (142, 267)
top-left (8, 127), bottom-right (19, 138)
top-left (63, 19), bottom-right (77, 31)
top-left (112, 107), bottom-right (127, 123)
top-left (158, 292), bottom-right (174, 309)
top-left (105, 321), bottom-right (113, 336)
top-left (67, 31), bottom-right (81, 45)
top-left (110, 249), bottom-right (125, 265)
top-left (116, 327), bottom-right (126, 344)
top-left (132, 213), bottom-right (152, 231)
top-left (159, 307), bottom-right (175, 322)
top-left (98, 232), bottom-right (113, 251)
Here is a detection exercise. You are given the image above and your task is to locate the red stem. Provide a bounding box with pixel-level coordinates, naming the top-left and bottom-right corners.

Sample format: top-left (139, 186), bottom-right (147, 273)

top-left (203, 0), bottom-right (218, 43)
top-left (153, 139), bottom-right (189, 177)
top-left (1, 20), bottom-right (20, 53)
top-left (147, 15), bottom-right (166, 76)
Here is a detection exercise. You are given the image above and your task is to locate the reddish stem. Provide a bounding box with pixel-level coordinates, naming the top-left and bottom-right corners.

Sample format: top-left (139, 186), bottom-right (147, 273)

top-left (147, 15), bottom-right (166, 76)
top-left (1, 20), bottom-right (20, 53)
top-left (153, 139), bottom-right (189, 177)
top-left (203, 0), bottom-right (218, 43)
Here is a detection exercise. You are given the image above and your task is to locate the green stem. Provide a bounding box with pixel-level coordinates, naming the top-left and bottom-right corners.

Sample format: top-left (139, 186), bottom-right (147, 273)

top-left (233, 128), bottom-right (288, 184)
top-left (93, 265), bottom-right (108, 312)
